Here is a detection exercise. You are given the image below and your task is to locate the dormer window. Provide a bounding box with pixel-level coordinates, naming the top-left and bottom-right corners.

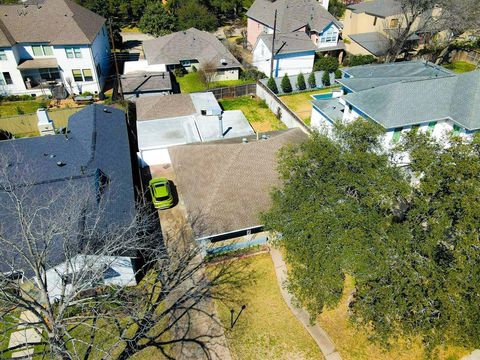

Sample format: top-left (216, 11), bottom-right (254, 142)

top-left (32, 45), bottom-right (53, 57)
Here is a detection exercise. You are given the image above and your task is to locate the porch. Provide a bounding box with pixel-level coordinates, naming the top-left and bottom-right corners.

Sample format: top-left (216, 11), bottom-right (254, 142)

top-left (17, 58), bottom-right (62, 90)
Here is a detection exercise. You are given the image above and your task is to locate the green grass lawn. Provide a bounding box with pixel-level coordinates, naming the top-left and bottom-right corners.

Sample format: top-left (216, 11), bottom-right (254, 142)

top-left (280, 87), bottom-right (339, 126)
top-left (219, 96), bottom-right (286, 132)
top-left (444, 61), bottom-right (477, 73)
top-left (214, 253), bottom-right (324, 360)
top-left (0, 99), bottom-right (49, 117)
top-left (177, 72), bottom-right (255, 93)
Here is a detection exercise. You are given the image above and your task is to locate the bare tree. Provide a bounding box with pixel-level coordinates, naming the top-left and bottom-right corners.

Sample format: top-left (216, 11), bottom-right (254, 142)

top-left (198, 60), bottom-right (218, 89)
top-left (383, 0), bottom-right (440, 62)
top-left (0, 155), bottom-right (248, 359)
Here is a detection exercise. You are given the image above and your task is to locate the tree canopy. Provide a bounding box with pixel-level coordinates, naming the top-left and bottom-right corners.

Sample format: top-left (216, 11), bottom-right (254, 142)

top-left (138, 1), bottom-right (176, 37)
top-left (263, 121), bottom-right (480, 352)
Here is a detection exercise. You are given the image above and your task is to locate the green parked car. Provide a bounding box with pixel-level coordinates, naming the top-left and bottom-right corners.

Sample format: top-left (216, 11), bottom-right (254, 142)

top-left (148, 178), bottom-right (174, 209)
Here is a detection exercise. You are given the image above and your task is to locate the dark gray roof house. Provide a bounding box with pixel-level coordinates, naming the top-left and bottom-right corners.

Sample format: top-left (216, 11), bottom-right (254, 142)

top-left (343, 71), bottom-right (480, 130)
top-left (143, 28), bottom-right (241, 71)
top-left (0, 0), bottom-right (105, 46)
top-left (169, 129), bottom-right (307, 241)
top-left (121, 72), bottom-right (174, 100)
top-left (0, 105), bottom-right (137, 275)
top-left (247, 0), bottom-right (341, 34)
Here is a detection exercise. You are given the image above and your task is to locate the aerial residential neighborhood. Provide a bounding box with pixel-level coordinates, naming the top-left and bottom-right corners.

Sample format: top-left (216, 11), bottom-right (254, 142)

top-left (0, 0), bottom-right (479, 359)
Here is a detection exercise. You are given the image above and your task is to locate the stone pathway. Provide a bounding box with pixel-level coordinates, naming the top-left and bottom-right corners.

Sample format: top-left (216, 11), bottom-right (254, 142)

top-left (8, 311), bottom-right (41, 359)
top-left (270, 247), bottom-right (342, 360)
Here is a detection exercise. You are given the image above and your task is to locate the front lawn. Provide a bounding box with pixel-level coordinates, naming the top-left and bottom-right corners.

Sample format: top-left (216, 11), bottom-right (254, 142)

top-left (219, 96), bottom-right (286, 132)
top-left (177, 72), bottom-right (255, 93)
top-left (214, 253), bottom-right (324, 360)
top-left (317, 275), bottom-right (470, 360)
top-left (444, 61), bottom-right (477, 73)
top-left (280, 87), bottom-right (339, 126)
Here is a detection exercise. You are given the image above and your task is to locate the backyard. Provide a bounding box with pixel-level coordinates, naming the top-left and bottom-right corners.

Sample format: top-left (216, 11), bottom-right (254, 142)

top-left (219, 96), bottom-right (286, 132)
top-left (176, 72), bottom-right (255, 93)
top-left (279, 87), bottom-right (339, 126)
top-left (444, 61), bottom-right (477, 73)
top-left (214, 253), bottom-right (323, 360)
top-left (0, 99), bottom-right (50, 117)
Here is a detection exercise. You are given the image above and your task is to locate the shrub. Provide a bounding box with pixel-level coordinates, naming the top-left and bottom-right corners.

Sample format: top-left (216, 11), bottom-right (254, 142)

top-left (308, 72), bottom-right (317, 88)
top-left (191, 65), bottom-right (197, 72)
top-left (296, 72), bottom-right (306, 91)
top-left (241, 68), bottom-right (267, 81)
top-left (348, 54), bottom-right (376, 67)
top-left (321, 71), bottom-right (331, 87)
top-left (334, 69), bottom-right (342, 79)
top-left (267, 77), bottom-right (279, 94)
top-left (81, 91), bottom-right (93, 97)
top-left (39, 100), bottom-right (48, 109)
top-left (174, 68), bottom-right (185, 78)
top-left (281, 74), bottom-right (292, 93)
top-left (314, 56), bottom-right (339, 73)
top-left (16, 106), bottom-right (24, 115)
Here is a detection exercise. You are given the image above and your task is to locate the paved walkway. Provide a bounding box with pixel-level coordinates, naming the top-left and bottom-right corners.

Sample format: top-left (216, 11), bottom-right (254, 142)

top-left (8, 311), bottom-right (42, 358)
top-left (270, 247), bottom-right (342, 360)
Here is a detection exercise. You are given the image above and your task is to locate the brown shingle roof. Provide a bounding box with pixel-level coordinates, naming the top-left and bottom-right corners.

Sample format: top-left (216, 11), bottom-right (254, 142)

top-left (0, 0), bottom-right (105, 46)
top-left (136, 94), bottom-right (196, 121)
top-left (169, 129), bottom-right (308, 238)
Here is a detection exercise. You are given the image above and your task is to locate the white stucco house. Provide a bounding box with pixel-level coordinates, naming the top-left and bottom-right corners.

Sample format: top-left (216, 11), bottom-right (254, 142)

top-left (124, 28), bottom-right (241, 82)
top-left (310, 61), bottom-right (480, 153)
top-left (0, 0), bottom-right (110, 97)
top-left (253, 32), bottom-right (317, 77)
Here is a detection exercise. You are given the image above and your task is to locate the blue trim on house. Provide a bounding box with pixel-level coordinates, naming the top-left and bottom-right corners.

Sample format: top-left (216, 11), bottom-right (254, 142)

top-left (341, 85), bottom-right (353, 94)
top-left (345, 101), bottom-right (372, 122)
top-left (319, 21), bottom-right (335, 35)
top-left (274, 50), bottom-right (317, 59)
top-left (275, 59), bottom-right (279, 77)
top-left (343, 72), bottom-right (351, 78)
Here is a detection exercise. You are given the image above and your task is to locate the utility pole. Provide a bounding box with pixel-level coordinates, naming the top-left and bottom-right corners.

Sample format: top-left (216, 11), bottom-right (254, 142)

top-left (108, 19), bottom-right (124, 100)
top-left (270, 9), bottom-right (278, 78)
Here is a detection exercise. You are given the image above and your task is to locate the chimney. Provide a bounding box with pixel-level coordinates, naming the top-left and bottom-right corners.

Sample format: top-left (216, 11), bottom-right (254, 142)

top-left (218, 113), bottom-right (224, 138)
top-left (36, 108), bottom-right (55, 136)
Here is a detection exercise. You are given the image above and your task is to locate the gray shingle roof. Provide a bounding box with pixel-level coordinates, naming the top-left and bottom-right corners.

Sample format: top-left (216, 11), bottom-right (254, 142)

top-left (0, 105), bottom-right (136, 275)
top-left (344, 71), bottom-right (480, 130)
top-left (257, 32), bottom-right (317, 54)
top-left (143, 28), bottom-right (241, 70)
top-left (312, 99), bottom-right (345, 122)
top-left (169, 129), bottom-right (307, 238)
top-left (342, 60), bottom-right (452, 79)
top-left (121, 72), bottom-right (173, 94)
top-left (136, 94), bottom-right (197, 121)
top-left (247, 0), bottom-right (341, 34)
top-left (348, 32), bottom-right (390, 56)
top-left (348, 0), bottom-right (402, 18)
top-left (0, 0), bottom-right (105, 46)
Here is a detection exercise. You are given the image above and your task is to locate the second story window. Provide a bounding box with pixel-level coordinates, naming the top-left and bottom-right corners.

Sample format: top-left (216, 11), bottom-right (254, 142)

top-left (72, 69), bottom-right (93, 82)
top-left (32, 45), bottom-right (53, 57)
top-left (321, 27), bottom-right (338, 43)
top-left (0, 72), bottom-right (13, 85)
top-left (0, 50), bottom-right (7, 61)
top-left (65, 47), bottom-right (82, 59)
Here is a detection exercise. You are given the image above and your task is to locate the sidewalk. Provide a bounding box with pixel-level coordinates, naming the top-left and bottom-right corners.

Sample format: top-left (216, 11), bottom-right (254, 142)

top-left (8, 311), bottom-right (42, 358)
top-left (269, 247), bottom-right (342, 360)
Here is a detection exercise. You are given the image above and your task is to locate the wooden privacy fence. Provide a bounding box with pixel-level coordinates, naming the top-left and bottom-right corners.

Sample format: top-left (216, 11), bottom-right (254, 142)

top-left (0, 107), bottom-right (85, 137)
top-left (207, 83), bottom-right (257, 99)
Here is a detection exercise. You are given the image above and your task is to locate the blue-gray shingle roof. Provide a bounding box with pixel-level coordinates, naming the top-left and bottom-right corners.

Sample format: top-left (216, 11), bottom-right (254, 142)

top-left (343, 71), bottom-right (480, 130)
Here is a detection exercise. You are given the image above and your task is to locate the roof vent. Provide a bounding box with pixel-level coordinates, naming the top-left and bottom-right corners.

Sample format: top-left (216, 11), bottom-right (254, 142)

top-left (220, 58), bottom-right (227, 65)
top-left (56, 161), bottom-right (66, 167)
top-left (242, 137), bottom-right (248, 144)
top-left (261, 134), bottom-right (268, 140)
top-left (103, 108), bottom-right (111, 113)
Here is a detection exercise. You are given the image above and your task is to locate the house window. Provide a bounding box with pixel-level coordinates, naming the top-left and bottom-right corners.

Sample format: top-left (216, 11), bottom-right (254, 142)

top-left (72, 69), bottom-right (83, 82)
top-left (392, 127), bottom-right (402, 143)
top-left (32, 45), bottom-right (53, 57)
top-left (0, 72), bottom-right (13, 85)
top-left (82, 69), bottom-right (93, 81)
top-left (0, 50), bottom-right (6, 61)
top-left (390, 18), bottom-right (399, 28)
top-left (65, 47), bottom-right (82, 58)
top-left (320, 27), bottom-right (338, 43)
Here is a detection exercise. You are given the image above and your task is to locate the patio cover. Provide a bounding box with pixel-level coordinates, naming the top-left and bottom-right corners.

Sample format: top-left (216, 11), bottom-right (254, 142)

top-left (17, 58), bottom-right (58, 70)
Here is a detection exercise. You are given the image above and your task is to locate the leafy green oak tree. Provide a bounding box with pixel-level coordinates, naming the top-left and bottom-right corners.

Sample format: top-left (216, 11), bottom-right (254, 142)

top-left (139, 1), bottom-right (176, 37)
top-left (263, 121), bottom-right (480, 352)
